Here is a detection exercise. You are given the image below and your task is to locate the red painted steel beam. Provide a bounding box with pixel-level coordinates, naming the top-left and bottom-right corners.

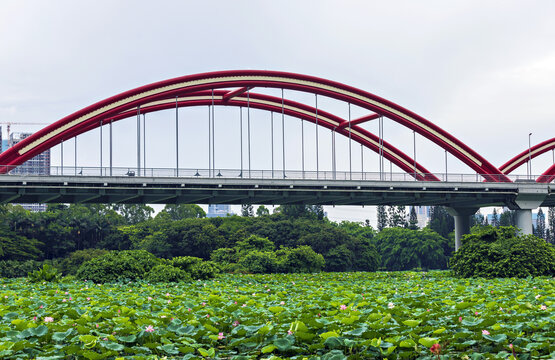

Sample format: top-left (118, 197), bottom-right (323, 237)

top-left (0, 70), bottom-right (508, 181)
top-left (337, 113), bottom-right (380, 129)
top-left (537, 163), bottom-right (555, 183)
top-left (499, 138), bottom-right (555, 176)
top-left (222, 87), bottom-right (250, 101)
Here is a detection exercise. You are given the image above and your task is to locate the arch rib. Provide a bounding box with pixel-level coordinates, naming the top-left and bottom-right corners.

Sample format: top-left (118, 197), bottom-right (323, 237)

top-left (29, 89), bottom-right (439, 181)
top-left (0, 70), bottom-right (507, 181)
top-left (498, 137), bottom-right (555, 183)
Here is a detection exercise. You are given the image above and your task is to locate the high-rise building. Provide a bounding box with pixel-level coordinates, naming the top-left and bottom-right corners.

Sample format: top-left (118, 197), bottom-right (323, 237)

top-left (206, 204), bottom-right (233, 218)
top-left (415, 206), bottom-right (431, 228)
top-left (1, 128), bottom-right (51, 212)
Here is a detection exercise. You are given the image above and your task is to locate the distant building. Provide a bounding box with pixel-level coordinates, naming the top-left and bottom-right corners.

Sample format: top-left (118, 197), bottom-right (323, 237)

top-left (206, 204), bottom-right (233, 218)
top-left (415, 206), bottom-right (431, 228)
top-left (1, 129), bottom-right (51, 212)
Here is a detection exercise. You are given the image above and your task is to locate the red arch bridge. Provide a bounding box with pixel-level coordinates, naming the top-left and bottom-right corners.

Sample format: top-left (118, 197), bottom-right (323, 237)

top-left (0, 70), bottom-right (553, 250)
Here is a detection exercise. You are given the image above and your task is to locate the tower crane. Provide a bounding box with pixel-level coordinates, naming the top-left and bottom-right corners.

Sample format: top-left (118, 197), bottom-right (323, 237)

top-left (0, 121), bottom-right (48, 148)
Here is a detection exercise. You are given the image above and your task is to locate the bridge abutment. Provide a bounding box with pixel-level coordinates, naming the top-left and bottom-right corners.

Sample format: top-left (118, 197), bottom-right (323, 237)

top-left (446, 207), bottom-right (478, 251)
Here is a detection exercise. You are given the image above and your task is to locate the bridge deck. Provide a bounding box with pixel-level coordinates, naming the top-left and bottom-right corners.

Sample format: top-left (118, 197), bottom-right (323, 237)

top-left (0, 175), bottom-right (552, 207)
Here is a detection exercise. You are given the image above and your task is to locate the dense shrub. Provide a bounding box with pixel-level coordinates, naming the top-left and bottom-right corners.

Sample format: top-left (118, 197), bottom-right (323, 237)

top-left (76, 250), bottom-right (161, 283)
top-left (450, 226), bottom-right (555, 278)
top-left (170, 256), bottom-right (203, 271)
top-left (210, 247), bottom-right (237, 264)
top-left (235, 235), bottom-right (275, 254)
top-left (190, 261), bottom-right (220, 280)
top-left (276, 245), bottom-right (325, 273)
top-left (28, 264), bottom-right (61, 283)
top-left (57, 248), bottom-right (109, 275)
top-left (374, 228), bottom-right (450, 271)
top-left (0, 260), bottom-right (46, 278)
top-left (238, 250), bottom-right (278, 273)
top-left (146, 264), bottom-right (191, 283)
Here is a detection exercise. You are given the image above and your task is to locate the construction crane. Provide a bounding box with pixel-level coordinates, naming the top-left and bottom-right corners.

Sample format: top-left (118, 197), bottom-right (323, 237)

top-left (0, 121), bottom-right (48, 148)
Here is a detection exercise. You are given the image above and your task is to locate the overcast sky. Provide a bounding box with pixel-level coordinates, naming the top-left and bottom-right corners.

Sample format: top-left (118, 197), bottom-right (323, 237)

top-left (1, 1), bottom-right (554, 223)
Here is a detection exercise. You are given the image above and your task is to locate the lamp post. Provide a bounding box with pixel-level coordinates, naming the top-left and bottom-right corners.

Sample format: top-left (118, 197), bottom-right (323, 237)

top-left (528, 133), bottom-right (532, 180)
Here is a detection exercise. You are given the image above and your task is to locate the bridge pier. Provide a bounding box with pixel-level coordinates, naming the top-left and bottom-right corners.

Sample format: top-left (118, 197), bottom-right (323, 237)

top-left (446, 207), bottom-right (478, 251)
top-left (515, 209), bottom-right (533, 235)
top-left (512, 184), bottom-right (548, 235)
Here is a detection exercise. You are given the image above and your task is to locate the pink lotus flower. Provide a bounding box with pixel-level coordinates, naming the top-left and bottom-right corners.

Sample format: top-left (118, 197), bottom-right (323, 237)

top-left (242, 304), bottom-right (247, 307)
top-left (33, 316), bottom-right (37, 321)
top-left (340, 304), bottom-right (347, 310)
top-left (188, 308), bottom-right (192, 312)
top-left (145, 325), bottom-right (154, 333)
top-left (166, 293), bottom-right (170, 297)
top-left (44, 317), bottom-right (54, 323)
top-left (287, 330), bottom-right (293, 335)
top-left (540, 305), bottom-right (547, 310)
top-left (87, 297), bottom-right (91, 301)
top-left (482, 330), bottom-right (490, 335)
top-left (62, 299), bottom-right (66, 302)
top-left (535, 294), bottom-right (541, 300)
top-left (147, 297), bottom-right (152, 301)
top-left (458, 317), bottom-right (462, 322)
top-left (280, 301), bottom-right (285, 305)
top-left (218, 332), bottom-right (225, 340)
top-left (39, 305), bottom-right (43, 309)
top-left (475, 312), bottom-right (479, 316)
top-left (96, 324), bottom-right (99, 328)
top-left (233, 320), bottom-right (239, 327)
top-left (202, 302), bottom-right (206, 306)
top-left (167, 300), bottom-right (171, 304)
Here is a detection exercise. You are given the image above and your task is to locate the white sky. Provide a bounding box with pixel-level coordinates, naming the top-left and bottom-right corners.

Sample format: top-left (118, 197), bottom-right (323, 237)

top-left (1, 1), bottom-right (554, 224)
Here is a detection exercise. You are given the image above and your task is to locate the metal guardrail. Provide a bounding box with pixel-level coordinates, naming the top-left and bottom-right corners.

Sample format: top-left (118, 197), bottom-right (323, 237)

top-left (0, 165), bottom-right (552, 183)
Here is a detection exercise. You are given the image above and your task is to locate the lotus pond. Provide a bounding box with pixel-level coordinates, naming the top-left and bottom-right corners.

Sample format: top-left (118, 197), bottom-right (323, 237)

top-left (0, 272), bottom-right (553, 359)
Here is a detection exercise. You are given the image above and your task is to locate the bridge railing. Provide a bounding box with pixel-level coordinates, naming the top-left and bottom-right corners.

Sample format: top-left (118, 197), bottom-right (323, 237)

top-left (0, 165), bottom-right (552, 183)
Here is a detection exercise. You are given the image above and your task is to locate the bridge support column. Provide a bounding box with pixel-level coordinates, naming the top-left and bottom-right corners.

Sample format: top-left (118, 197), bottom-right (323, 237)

top-left (515, 209), bottom-right (533, 235)
top-left (446, 207), bottom-right (478, 251)
top-left (511, 183), bottom-right (548, 235)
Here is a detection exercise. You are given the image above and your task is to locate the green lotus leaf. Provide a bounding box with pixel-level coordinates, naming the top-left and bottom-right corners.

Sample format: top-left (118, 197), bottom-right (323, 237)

top-left (320, 331), bottom-right (340, 340)
top-left (261, 344), bottom-right (276, 353)
top-left (399, 339), bottom-right (416, 348)
top-left (158, 344), bottom-right (179, 355)
top-left (418, 337), bottom-right (438, 348)
top-left (101, 342), bottom-right (124, 351)
top-left (274, 337), bottom-right (294, 351)
top-left (402, 319), bottom-right (421, 327)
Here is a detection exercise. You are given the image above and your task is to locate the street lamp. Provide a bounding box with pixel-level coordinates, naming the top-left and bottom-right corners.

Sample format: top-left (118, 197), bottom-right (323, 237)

top-left (528, 133), bottom-right (532, 180)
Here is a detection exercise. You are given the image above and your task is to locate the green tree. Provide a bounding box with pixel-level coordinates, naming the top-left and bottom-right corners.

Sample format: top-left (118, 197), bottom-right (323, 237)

top-left (427, 206), bottom-right (454, 238)
top-left (241, 204), bottom-right (254, 217)
top-left (376, 205), bottom-right (387, 231)
top-left (548, 207), bottom-right (555, 243)
top-left (387, 206), bottom-right (407, 228)
top-left (535, 208), bottom-right (546, 239)
top-left (256, 205), bottom-right (270, 217)
top-left (408, 206), bottom-right (418, 230)
top-left (499, 209), bottom-right (515, 227)
top-left (491, 208), bottom-right (499, 227)
top-left (157, 204), bottom-right (206, 220)
top-left (374, 227), bottom-right (450, 271)
top-left (450, 226), bottom-right (555, 278)
top-left (112, 204), bottom-right (154, 224)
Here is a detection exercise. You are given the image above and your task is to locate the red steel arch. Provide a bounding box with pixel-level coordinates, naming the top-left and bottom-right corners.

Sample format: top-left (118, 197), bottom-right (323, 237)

top-left (0, 70), bottom-right (509, 182)
top-left (499, 138), bottom-right (555, 183)
top-left (74, 90), bottom-right (439, 181)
